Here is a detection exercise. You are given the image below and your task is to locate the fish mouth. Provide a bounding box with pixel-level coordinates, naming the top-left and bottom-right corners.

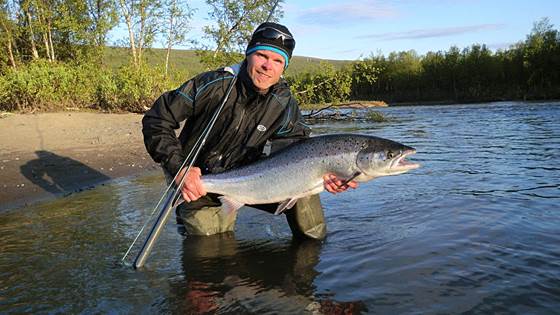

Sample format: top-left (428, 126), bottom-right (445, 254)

top-left (391, 149), bottom-right (420, 171)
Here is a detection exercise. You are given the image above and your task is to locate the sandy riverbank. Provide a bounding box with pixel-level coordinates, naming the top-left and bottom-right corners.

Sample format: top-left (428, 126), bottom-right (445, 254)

top-left (0, 112), bottom-right (161, 211)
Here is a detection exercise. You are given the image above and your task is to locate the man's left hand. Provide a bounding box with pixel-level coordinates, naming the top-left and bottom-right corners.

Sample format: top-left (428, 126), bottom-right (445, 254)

top-left (323, 173), bottom-right (358, 194)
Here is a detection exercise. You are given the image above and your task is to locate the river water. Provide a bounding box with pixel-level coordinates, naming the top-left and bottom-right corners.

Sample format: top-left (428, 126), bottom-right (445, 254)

top-left (1, 101), bottom-right (559, 314)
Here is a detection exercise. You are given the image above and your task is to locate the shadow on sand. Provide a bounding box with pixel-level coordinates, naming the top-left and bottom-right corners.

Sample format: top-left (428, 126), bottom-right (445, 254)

top-left (20, 150), bottom-right (111, 196)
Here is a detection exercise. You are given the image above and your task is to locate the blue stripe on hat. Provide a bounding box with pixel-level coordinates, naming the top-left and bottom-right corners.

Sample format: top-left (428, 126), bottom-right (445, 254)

top-left (246, 45), bottom-right (289, 68)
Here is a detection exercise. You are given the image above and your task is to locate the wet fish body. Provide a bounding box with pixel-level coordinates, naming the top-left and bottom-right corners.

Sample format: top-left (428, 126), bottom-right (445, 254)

top-left (201, 134), bottom-right (419, 214)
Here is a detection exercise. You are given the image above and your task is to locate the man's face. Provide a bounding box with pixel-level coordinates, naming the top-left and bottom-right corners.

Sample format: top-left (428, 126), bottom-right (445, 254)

top-left (246, 50), bottom-right (285, 93)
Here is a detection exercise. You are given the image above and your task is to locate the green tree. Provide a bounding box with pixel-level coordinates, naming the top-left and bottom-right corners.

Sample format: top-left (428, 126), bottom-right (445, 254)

top-left (85, 0), bottom-right (118, 53)
top-left (2, 0), bottom-right (116, 65)
top-left (523, 17), bottom-right (560, 97)
top-left (497, 43), bottom-right (526, 99)
top-left (198, 0), bottom-right (284, 69)
top-left (162, 0), bottom-right (195, 76)
top-left (444, 46), bottom-right (461, 100)
top-left (117, 0), bottom-right (163, 67)
top-left (350, 56), bottom-right (380, 99)
top-left (420, 51), bottom-right (446, 100)
top-left (19, 0), bottom-right (40, 60)
top-left (288, 61), bottom-right (352, 106)
top-left (0, 0), bottom-right (18, 69)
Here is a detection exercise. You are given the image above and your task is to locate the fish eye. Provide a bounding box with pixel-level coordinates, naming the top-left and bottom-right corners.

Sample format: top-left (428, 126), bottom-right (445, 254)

top-left (386, 151), bottom-right (394, 159)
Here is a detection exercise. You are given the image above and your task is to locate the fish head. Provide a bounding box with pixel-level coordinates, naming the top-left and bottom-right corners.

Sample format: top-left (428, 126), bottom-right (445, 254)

top-left (356, 138), bottom-right (420, 179)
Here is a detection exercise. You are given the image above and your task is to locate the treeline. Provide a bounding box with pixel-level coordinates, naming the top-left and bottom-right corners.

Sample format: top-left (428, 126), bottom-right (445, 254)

top-left (354, 18), bottom-right (560, 103)
top-left (0, 0), bottom-right (198, 71)
top-left (0, 0), bottom-right (282, 112)
top-left (286, 60), bottom-right (378, 109)
top-left (289, 18), bottom-right (560, 106)
top-left (1, 0), bottom-right (559, 112)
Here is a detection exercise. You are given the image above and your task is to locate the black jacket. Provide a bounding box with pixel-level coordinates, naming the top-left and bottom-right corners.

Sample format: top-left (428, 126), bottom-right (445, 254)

top-left (142, 61), bottom-right (310, 178)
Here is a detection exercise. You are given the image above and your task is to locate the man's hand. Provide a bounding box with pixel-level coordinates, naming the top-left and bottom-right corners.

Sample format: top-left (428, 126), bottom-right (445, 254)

top-left (175, 167), bottom-right (207, 202)
top-left (323, 173), bottom-right (358, 194)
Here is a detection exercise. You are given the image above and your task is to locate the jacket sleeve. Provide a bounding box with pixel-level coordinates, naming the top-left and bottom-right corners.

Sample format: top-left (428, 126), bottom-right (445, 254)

top-left (142, 80), bottom-right (197, 176)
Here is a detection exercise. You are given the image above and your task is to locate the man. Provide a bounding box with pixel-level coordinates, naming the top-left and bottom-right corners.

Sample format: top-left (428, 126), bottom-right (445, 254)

top-left (142, 22), bottom-right (356, 238)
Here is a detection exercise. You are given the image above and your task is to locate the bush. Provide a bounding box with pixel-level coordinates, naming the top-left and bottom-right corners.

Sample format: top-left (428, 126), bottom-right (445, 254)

top-left (287, 61), bottom-right (352, 107)
top-left (94, 64), bottom-right (174, 112)
top-left (0, 61), bottom-right (177, 113)
top-left (0, 75), bottom-right (8, 109)
top-left (365, 110), bottom-right (388, 122)
top-left (0, 60), bottom-right (95, 111)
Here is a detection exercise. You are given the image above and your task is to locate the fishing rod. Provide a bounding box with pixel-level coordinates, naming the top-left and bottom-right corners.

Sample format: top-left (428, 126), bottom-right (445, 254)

top-left (129, 75), bottom-right (237, 269)
top-left (123, 0), bottom-right (281, 269)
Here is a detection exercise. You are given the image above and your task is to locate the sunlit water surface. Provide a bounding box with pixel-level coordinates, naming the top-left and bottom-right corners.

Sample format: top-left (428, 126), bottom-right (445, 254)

top-left (1, 102), bottom-right (559, 314)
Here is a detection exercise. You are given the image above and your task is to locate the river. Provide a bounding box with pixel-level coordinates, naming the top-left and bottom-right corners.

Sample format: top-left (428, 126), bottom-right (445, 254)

top-left (1, 101), bottom-right (559, 314)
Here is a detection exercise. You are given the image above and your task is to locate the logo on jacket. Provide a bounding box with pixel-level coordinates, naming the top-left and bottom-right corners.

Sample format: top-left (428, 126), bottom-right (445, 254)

top-left (257, 124), bottom-right (267, 132)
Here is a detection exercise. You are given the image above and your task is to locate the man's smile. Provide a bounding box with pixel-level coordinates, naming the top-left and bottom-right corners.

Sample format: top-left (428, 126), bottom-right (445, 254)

top-left (256, 70), bottom-right (271, 78)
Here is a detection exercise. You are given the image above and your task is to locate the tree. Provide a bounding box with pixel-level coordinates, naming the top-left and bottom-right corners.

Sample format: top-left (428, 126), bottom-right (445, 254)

top-left (85, 0), bottom-right (118, 49)
top-left (523, 17), bottom-right (560, 97)
top-left (350, 56), bottom-right (380, 99)
top-left (162, 0), bottom-right (194, 76)
top-left (420, 51), bottom-right (445, 99)
top-left (117, 0), bottom-right (163, 67)
top-left (19, 0), bottom-right (40, 60)
top-left (1, 0), bottom-right (114, 65)
top-left (0, 0), bottom-right (18, 68)
top-left (444, 46), bottom-right (461, 100)
top-left (198, 0), bottom-right (284, 69)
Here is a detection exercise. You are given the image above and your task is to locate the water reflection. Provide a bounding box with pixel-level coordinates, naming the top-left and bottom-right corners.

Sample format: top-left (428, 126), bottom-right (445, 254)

top-left (2, 102), bottom-right (560, 314)
top-left (168, 235), bottom-right (367, 314)
top-left (0, 186), bottom-right (125, 314)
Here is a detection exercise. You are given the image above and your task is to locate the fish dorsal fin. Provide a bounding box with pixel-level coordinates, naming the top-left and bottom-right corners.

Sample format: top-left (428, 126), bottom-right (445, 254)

top-left (218, 196), bottom-right (245, 215)
top-left (274, 198), bottom-right (298, 215)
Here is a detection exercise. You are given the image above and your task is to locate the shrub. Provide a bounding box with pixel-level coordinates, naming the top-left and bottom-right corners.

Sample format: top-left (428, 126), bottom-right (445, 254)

top-left (287, 61), bottom-right (352, 107)
top-left (0, 61), bottom-right (177, 113)
top-left (93, 64), bottom-right (177, 113)
top-left (365, 110), bottom-right (388, 122)
top-left (0, 60), bottom-right (97, 112)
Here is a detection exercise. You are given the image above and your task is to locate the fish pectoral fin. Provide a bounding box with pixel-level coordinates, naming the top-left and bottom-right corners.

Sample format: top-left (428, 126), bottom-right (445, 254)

top-left (218, 196), bottom-right (245, 215)
top-left (274, 198), bottom-right (299, 216)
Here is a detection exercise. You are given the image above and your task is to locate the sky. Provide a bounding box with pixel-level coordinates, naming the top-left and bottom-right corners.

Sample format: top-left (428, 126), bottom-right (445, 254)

top-left (112, 0), bottom-right (560, 61)
top-left (278, 0), bottom-right (560, 59)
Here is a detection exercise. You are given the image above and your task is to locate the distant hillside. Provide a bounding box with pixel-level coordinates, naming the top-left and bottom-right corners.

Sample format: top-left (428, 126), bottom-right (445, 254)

top-left (102, 47), bottom-right (352, 78)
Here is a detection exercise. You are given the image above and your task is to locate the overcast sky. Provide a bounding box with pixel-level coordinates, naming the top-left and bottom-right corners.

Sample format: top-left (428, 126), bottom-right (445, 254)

top-left (111, 0), bottom-right (560, 60)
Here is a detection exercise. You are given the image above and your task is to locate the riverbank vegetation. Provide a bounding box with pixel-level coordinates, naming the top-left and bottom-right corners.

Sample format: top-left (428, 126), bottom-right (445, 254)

top-left (1, 0), bottom-right (559, 112)
top-left (366, 18), bottom-right (560, 104)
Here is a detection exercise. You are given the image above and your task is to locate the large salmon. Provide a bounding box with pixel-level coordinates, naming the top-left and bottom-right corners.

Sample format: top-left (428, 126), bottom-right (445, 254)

top-left (198, 134), bottom-right (420, 215)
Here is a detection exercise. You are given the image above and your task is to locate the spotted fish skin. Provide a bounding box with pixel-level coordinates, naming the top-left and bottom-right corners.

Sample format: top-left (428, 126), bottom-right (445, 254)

top-left (201, 134), bottom-right (419, 214)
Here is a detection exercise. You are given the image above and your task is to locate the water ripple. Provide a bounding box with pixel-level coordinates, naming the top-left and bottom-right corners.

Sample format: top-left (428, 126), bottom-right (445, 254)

top-left (2, 102), bottom-right (560, 313)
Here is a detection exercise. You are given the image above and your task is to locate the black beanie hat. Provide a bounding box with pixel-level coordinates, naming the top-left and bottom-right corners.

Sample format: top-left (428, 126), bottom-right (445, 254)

top-left (246, 22), bottom-right (295, 68)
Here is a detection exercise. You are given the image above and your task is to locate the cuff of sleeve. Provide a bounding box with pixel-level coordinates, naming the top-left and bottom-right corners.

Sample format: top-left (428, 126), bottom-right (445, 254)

top-left (164, 153), bottom-right (186, 176)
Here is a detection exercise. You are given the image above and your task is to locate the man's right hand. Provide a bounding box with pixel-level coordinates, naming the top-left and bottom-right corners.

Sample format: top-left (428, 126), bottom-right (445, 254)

top-left (175, 167), bottom-right (207, 202)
